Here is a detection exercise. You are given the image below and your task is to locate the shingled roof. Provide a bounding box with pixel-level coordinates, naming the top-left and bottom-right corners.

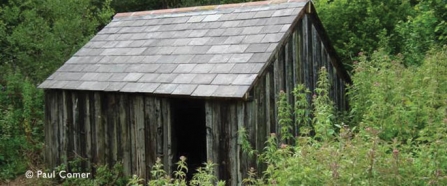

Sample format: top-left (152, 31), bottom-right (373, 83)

top-left (39, 0), bottom-right (308, 98)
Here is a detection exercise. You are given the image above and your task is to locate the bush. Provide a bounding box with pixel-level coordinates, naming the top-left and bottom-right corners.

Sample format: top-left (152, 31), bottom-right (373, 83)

top-left (0, 71), bottom-right (43, 180)
top-left (239, 47), bottom-right (447, 185)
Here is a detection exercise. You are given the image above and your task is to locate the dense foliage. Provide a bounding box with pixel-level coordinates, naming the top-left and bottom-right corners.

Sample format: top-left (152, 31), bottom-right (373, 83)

top-left (238, 47), bottom-right (447, 185)
top-left (314, 0), bottom-right (447, 67)
top-left (0, 0), bottom-right (114, 180)
top-left (0, 0), bottom-right (446, 184)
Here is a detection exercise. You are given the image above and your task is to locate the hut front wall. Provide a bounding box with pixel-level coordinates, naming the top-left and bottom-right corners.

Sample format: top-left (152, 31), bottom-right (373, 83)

top-left (44, 89), bottom-right (270, 185)
top-left (44, 90), bottom-right (174, 181)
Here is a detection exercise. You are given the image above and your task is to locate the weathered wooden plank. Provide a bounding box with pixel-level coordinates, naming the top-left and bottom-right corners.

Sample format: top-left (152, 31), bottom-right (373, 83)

top-left (284, 41), bottom-right (293, 93)
top-left (144, 96), bottom-right (157, 180)
top-left (45, 90), bottom-right (54, 167)
top-left (62, 91), bottom-right (69, 167)
top-left (103, 94), bottom-right (110, 167)
top-left (76, 92), bottom-right (86, 169)
top-left (286, 36), bottom-right (295, 140)
top-left (286, 35), bottom-right (295, 94)
top-left (206, 100), bottom-right (223, 179)
top-left (243, 100), bottom-right (257, 174)
top-left (155, 98), bottom-right (163, 158)
top-left (228, 103), bottom-right (238, 186)
top-left (205, 101), bottom-right (214, 164)
top-left (112, 94), bottom-right (119, 167)
top-left (256, 76), bottom-right (265, 147)
top-left (212, 101), bottom-right (221, 178)
top-left (278, 47), bottom-right (286, 92)
top-left (94, 92), bottom-right (105, 165)
top-left (257, 77), bottom-right (267, 172)
top-left (314, 26), bottom-right (319, 72)
top-left (132, 95), bottom-right (146, 177)
top-left (268, 68), bottom-right (276, 135)
top-left (272, 56), bottom-right (280, 129)
top-left (312, 25), bottom-right (320, 86)
top-left (265, 71), bottom-right (271, 135)
top-left (71, 92), bottom-right (77, 162)
top-left (307, 15), bottom-right (315, 95)
top-left (219, 102), bottom-right (231, 181)
top-left (130, 96), bottom-right (137, 175)
top-left (292, 26), bottom-right (300, 136)
top-left (119, 94), bottom-right (132, 176)
top-left (321, 43), bottom-right (331, 101)
top-left (106, 94), bottom-right (117, 167)
top-left (293, 21), bottom-right (301, 86)
top-left (72, 92), bottom-right (81, 163)
top-left (114, 94), bottom-right (121, 167)
top-left (161, 98), bottom-right (172, 174)
top-left (84, 92), bottom-right (92, 171)
top-left (302, 15), bottom-right (312, 104)
top-left (236, 102), bottom-right (245, 185)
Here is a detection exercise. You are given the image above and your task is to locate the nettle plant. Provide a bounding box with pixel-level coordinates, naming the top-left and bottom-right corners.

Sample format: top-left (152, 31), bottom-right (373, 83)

top-left (139, 157), bottom-right (225, 186)
top-left (240, 46), bottom-right (447, 185)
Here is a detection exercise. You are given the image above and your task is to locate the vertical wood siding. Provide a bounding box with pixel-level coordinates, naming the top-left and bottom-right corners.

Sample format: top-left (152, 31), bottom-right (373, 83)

top-left (44, 91), bottom-right (172, 181)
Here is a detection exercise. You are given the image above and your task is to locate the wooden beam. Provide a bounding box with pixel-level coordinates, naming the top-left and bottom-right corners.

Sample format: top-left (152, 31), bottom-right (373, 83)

top-left (119, 94), bottom-right (131, 176)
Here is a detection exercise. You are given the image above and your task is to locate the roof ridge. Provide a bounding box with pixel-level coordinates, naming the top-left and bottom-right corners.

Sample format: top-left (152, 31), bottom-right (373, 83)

top-left (114, 0), bottom-right (307, 18)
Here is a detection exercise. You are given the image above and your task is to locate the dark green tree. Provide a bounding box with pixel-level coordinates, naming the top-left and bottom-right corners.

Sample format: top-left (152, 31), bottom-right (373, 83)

top-left (0, 0), bottom-right (113, 180)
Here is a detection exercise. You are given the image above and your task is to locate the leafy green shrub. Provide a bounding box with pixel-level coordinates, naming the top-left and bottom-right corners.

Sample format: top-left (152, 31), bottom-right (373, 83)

top-left (0, 71), bottom-right (43, 180)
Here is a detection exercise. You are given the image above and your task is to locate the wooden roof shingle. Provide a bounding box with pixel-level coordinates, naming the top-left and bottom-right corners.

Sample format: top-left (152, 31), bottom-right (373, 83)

top-left (39, 0), bottom-right (308, 98)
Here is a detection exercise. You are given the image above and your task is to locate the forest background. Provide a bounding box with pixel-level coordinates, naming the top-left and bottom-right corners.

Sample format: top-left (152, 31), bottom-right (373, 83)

top-left (0, 0), bottom-right (446, 185)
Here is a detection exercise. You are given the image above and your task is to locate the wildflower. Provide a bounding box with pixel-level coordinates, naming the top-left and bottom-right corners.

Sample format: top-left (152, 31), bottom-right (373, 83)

top-left (180, 156), bottom-right (186, 161)
top-left (393, 149), bottom-right (399, 157)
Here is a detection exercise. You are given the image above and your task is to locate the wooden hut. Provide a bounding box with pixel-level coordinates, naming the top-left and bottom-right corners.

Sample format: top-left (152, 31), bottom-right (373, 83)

top-left (38, 0), bottom-right (351, 184)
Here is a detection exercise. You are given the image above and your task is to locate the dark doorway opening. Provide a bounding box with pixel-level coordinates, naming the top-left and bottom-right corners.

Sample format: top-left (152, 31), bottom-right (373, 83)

top-left (171, 99), bottom-right (207, 180)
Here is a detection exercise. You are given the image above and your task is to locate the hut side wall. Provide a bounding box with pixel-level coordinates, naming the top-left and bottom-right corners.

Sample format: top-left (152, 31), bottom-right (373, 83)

top-left (44, 90), bottom-right (172, 181)
top-left (212, 12), bottom-right (350, 183)
top-left (263, 12), bottom-right (348, 137)
top-left (294, 13), bottom-right (347, 112)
